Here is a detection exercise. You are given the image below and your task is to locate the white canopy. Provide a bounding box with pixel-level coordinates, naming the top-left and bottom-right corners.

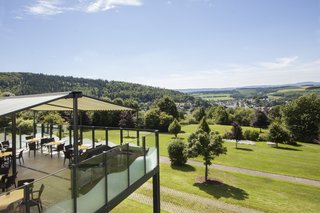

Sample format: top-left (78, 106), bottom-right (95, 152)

top-left (0, 91), bottom-right (133, 117)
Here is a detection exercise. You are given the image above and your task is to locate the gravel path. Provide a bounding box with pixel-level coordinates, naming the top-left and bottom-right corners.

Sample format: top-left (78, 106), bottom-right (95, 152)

top-left (160, 156), bottom-right (320, 187)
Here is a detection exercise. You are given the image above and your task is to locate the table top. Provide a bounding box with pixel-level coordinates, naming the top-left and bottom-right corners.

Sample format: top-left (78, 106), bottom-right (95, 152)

top-left (27, 138), bottom-right (41, 143)
top-left (0, 151), bottom-right (12, 158)
top-left (46, 141), bottom-right (63, 146)
top-left (0, 189), bottom-right (24, 210)
top-left (79, 144), bottom-right (91, 150)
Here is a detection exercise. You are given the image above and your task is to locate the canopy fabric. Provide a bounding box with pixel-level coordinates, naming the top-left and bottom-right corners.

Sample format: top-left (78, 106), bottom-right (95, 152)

top-left (0, 91), bottom-right (133, 117)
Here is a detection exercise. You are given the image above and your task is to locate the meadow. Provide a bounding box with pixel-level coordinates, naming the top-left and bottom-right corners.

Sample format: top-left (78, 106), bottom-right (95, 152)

top-left (83, 124), bottom-right (320, 212)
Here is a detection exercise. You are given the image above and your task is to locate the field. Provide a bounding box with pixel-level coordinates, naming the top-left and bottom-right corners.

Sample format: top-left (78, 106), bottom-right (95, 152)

top-left (83, 124), bottom-right (320, 180)
top-left (83, 124), bottom-right (320, 212)
top-left (192, 93), bottom-right (234, 101)
top-left (190, 86), bottom-right (320, 102)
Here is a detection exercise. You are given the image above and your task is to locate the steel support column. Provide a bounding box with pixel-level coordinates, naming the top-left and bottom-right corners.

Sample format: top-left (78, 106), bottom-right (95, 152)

top-left (12, 113), bottom-right (17, 175)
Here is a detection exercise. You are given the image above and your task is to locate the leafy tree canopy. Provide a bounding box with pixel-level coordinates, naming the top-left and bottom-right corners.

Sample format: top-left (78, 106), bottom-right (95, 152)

top-left (282, 94), bottom-right (320, 142)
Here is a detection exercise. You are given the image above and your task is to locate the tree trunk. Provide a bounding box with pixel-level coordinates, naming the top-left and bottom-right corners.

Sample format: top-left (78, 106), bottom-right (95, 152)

top-left (175, 133), bottom-right (177, 138)
top-left (205, 163), bottom-right (208, 182)
top-left (236, 140), bottom-right (238, 149)
top-left (260, 128), bottom-right (262, 133)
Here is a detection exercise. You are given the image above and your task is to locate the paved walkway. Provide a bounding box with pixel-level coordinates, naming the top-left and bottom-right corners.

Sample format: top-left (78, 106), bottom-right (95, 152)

top-left (160, 156), bottom-right (320, 187)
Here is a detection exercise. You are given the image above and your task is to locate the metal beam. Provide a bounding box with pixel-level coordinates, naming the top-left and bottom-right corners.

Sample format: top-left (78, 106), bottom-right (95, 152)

top-left (11, 113), bottom-right (17, 175)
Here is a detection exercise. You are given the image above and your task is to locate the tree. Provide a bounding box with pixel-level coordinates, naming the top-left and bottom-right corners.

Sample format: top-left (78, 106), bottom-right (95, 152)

top-left (169, 119), bottom-right (181, 138)
top-left (282, 94), bottom-right (320, 142)
top-left (192, 107), bottom-right (206, 122)
top-left (231, 122), bottom-right (243, 148)
top-left (159, 112), bottom-right (174, 132)
top-left (187, 129), bottom-right (227, 182)
top-left (168, 138), bottom-right (187, 166)
top-left (268, 121), bottom-right (290, 147)
top-left (234, 108), bottom-right (254, 126)
top-left (40, 112), bottom-right (65, 125)
top-left (198, 117), bottom-right (211, 133)
top-left (215, 107), bottom-right (230, 125)
top-left (252, 110), bottom-right (269, 132)
top-left (156, 96), bottom-right (179, 118)
top-left (144, 108), bottom-right (161, 129)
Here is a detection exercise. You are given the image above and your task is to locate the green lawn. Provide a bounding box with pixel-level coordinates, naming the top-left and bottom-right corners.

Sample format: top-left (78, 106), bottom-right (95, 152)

top-left (161, 124), bottom-right (320, 180)
top-left (158, 163), bottom-right (320, 213)
top-left (83, 124), bottom-right (320, 180)
top-left (111, 198), bottom-right (154, 213)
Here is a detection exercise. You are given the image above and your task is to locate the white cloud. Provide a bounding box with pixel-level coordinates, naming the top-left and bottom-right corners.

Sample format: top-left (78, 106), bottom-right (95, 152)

top-left (27, 0), bottom-right (63, 15)
top-left (26, 0), bottom-right (142, 16)
top-left (133, 57), bottom-right (320, 89)
top-left (258, 56), bottom-right (298, 69)
top-left (86, 0), bottom-right (142, 13)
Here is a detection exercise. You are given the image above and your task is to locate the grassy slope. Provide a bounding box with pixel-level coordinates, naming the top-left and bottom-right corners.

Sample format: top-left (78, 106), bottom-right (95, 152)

top-left (158, 163), bottom-right (320, 213)
top-left (83, 124), bottom-right (320, 180)
top-left (111, 198), bottom-right (154, 213)
top-left (161, 124), bottom-right (320, 180)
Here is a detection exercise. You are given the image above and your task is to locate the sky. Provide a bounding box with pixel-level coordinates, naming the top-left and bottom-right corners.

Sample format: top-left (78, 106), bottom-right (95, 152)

top-left (0, 0), bottom-right (319, 89)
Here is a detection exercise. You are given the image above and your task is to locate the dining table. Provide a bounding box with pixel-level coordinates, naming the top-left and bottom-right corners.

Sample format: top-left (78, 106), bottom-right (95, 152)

top-left (45, 141), bottom-right (64, 158)
top-left (0, 151), bottom-right (12, 158)
top-left (0, 189), bottom-right (24, 211)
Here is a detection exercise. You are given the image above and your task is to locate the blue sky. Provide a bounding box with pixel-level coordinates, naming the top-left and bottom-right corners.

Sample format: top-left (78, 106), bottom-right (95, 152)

top-left (0, 0), bottom-right (319, 89)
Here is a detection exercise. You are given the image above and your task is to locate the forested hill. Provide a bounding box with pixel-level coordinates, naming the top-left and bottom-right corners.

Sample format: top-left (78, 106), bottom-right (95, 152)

top-left (0, 72), bottom-right (191, 103)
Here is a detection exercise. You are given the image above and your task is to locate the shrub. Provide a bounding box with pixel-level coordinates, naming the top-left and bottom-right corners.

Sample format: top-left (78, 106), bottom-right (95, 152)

top-left (17, 119), bottom-right (33, 134)
top-left (168, 119), bottom-right (181, 137)
top-left (258, 133), bottom-right (268, 142)
top-left (168, 138), bottom-right (188, 166)
top-left (268, 122), bottom-right (291, 147)
top-left (222, 131), bottom-right (233, 139)
top-left (243, 129), bottom-right (260, 141)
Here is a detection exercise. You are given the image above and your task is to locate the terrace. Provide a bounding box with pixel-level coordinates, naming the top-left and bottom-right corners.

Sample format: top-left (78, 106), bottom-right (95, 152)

top-left (0, 92), bottom-right (160, 213)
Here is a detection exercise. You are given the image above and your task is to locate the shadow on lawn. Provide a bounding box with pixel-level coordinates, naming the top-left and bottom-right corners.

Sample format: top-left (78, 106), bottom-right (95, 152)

top-left (171, 164), bottom-right (196, 172)
top-left (236, 147), bottom-right (253, 152)
top-left (193, 182), bottom-right (249, 200)
top-left (275, 146), bottom-right (301, 151)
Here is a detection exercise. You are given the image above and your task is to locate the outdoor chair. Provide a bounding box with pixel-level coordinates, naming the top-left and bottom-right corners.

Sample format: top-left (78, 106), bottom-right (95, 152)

top-left (16, 149), bottom-right (25, 165)
top-left (1, 140), bottom-right (9, 148)
top-left (0, 174), bottom-right (7, 191)
top-left (53, 143), bottom-right (64, 158)
top-left (64, 144), bottom-right (73, 151)
top-left (17, 178), bottom-right (35, 187)
top-left (0, 172), bottom-right (17, 192)
top-left (63, 150), bottom-right (73, 165)
top-left (40, 138), bottom-right (49, 152)
top-left (30, 184), bottom-right (45, 213)
top-left (28, 142), bottom-right (38, 157)
top-left (25, 136), bottom-right (33, 148)
top-left (0, 167), bottom-right (9, 175)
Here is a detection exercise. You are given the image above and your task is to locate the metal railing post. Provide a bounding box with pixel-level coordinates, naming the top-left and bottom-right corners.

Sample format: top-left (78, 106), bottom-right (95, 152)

top-left (120, 128), bottom-right (123, 145)
top-left (80, 126), bottom-right (83, 145)
top-left (142, 136), bottom-right (146, 174)
top-left (24, 184), bottom-right (31, 213)
top-left (19, 127), bottom-right (22, 149)
top-left (71, 164), bottom-right (78, 213)
top-left (4, 127), bottom-right (6, 141)
top-left (137, 130), bottom-right (140, 146)
top-left (155, 130), bottom-right (159, 165)
top-left (41, 124), bottom-right (44, 138)
top-left (127, 143), bottom-right (130, 187)
top-left (92, 126), bottom-right (95, 148)
top-left (105, 128), bottom-right (109, 147)
top-left (69, 126), bottom-right (72, 145)
top-left (59, 125), bottom-right (62, 140)
top-left (49, 124), bottom-right (53, 138)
